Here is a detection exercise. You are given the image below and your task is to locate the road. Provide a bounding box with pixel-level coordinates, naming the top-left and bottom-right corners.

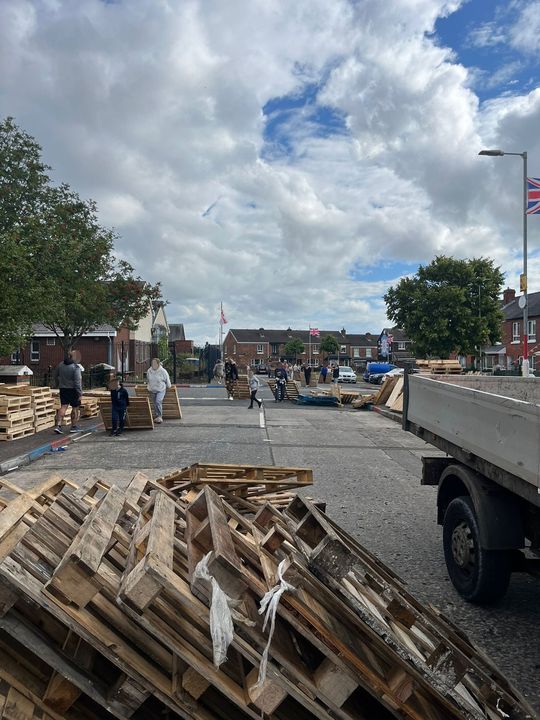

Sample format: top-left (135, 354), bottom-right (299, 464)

top-left (7, 382), bottom-right (540, 713)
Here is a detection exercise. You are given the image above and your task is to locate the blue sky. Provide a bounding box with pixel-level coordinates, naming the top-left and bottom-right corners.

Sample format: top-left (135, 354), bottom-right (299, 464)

top-left (2, 0), bottom-right (540, 342)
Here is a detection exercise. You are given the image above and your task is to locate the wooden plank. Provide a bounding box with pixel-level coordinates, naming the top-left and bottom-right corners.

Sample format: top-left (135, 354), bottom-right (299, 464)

top-left (3, 688), bottom-right (34, 720)
top-left (385, 377), bottom-right (404, 408)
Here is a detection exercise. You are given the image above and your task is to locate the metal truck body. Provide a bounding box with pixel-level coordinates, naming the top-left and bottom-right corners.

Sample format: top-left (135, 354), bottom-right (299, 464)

top-left (403, 373), bottom-right (540, 603)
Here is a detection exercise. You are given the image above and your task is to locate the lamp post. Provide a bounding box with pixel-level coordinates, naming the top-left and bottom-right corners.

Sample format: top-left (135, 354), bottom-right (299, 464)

top-left (479, 149), bottom-right (529, 377)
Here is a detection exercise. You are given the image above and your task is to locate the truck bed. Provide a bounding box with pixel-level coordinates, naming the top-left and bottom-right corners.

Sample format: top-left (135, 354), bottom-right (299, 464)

top-left (405, 374), bottom-right (540, 495)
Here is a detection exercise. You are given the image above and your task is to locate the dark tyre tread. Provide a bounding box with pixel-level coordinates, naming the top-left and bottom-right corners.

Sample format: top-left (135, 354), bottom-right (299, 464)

top-left (443, 496), bottom-right (512, 605)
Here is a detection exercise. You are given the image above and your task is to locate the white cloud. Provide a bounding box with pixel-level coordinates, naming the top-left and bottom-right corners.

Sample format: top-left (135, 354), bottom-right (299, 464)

top-left (509, 1), bottom-right (540, 54)
top-left (0, 0), bottom-right (539, 344)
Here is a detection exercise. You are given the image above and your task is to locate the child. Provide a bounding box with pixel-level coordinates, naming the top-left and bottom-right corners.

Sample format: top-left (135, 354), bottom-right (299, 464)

top-left (109, 378), bottom-right (130, 436)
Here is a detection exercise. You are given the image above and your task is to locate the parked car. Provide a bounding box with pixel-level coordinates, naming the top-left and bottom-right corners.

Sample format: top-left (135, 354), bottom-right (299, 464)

top-left (254, 364), bottom-right (268, 375)
top-left (363, 362), bottom-right (396, 382)
top-left (336, 366), bottom-right (357, 383)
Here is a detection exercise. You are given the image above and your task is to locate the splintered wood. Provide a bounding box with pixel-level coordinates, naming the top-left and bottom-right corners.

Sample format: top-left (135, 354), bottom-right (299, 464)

top-left (0, 465), bottom-right (534, 720)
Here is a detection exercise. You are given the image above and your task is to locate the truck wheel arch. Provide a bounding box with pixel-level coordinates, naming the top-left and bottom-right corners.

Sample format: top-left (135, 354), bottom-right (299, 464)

top-left (437, 464), bottom-right (524, 550)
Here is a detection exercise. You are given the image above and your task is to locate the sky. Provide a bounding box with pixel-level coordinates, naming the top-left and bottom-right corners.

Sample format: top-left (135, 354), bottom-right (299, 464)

top-left (2, 0), bottom-right (540, 345)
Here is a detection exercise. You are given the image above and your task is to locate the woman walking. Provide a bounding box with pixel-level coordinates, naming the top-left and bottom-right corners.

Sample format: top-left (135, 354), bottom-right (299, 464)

top-left (146, 358), bottom-right (171, 423)
top-left (248, 372), bottom-right (262, 409)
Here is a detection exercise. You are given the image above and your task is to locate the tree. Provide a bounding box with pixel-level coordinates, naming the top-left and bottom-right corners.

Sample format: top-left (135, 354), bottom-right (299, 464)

top-left (0, 117), bottom-right (51, 354)
top-left (36, 184), bottom-right (162, 351)
top-left (384, 256), bottom-right (504, 358)
top-left (319, 334), bottom-right (340, 360)
top-left (283, 338), bottom-right (305, 359)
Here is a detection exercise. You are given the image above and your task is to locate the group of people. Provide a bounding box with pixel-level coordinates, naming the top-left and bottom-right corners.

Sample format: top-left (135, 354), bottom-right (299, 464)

top-left (53, 353), bottom-right (172, 437)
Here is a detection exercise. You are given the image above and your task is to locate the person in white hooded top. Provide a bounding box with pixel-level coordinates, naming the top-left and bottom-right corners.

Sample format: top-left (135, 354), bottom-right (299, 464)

top-left (146, 358), bottom-right (171, 423)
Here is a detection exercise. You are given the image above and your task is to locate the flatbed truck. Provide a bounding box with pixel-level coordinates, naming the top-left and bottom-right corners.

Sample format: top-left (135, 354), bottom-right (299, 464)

top-left (403, 373), bottom-right (540, 604)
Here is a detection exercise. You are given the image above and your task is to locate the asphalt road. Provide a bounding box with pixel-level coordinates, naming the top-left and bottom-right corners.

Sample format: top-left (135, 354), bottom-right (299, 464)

top-left (6, 382), bottom-right (540, 713)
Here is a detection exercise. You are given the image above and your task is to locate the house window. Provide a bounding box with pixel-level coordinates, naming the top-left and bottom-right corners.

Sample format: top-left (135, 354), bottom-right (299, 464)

top-left (10, 352), bottom-right (19, 363)
top-left (30, 341), bottom-right (40, 363)
top-left (312, 344), bottom-right (319, 354)
top-left (512, 322), bottom-right (520, 342)
top-left (530, 354), bottom-right (536, 371)
top-left (257, 344), bottom-right (264, 354)
top-left (528, 320), bottom-right (536, 342)
top-left (46, 337), bottom-right (56, 346)
top-left (353, 347), bottom-right (360, 358)
top-left (340, 345), bottom-right (346, 353)
top-left (233, 344), bottom-right (237, 354)
top-left (398, 341), bottom-right (406, 350)
top-left (270, 343), bottom-right (279, 355)
top-left (366, 348), bottom-right (372, 358)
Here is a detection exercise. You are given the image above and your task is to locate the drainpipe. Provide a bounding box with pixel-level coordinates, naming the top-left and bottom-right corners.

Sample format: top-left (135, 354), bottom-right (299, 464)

top-left (107, 334), bottom-right (113, 366)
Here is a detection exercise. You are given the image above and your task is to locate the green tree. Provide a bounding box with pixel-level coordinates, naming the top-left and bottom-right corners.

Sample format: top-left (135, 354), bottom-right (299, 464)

top-left (319, 334), bottom-right (340, 360)
top-left (283, 338), bottom-right (305, 359)
top-left (37, 184), bottom-right (162, 351)
top-left (0, 117), bottom-right (51, 354)
top-left (384, 256), bottom-right (504, 358)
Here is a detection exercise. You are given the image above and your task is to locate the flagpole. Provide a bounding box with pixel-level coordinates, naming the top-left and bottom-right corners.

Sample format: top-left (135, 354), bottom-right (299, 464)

top-left (219, 303), bottom-right (223, 360)
top-left (309, 324), bottom-right (312, 367)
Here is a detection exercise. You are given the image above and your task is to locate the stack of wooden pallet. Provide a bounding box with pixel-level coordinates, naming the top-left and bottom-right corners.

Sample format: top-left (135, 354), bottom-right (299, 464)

top-left (0, 395), bottom-right (34, 442)
top-left (79, 396), bottom-right (99, 418)
top-left (99, 396), bottom-right (154, 431)
top-left (1, 385), bottom-right (56, 433)
top-left (428, 360), bottom-right (463, 374)
top-left (352, 375), bottom-right (400, 410)
top-left (0, 467), bottom-right (533, 720)
top-left (134, 385), bottom-right (182, 419)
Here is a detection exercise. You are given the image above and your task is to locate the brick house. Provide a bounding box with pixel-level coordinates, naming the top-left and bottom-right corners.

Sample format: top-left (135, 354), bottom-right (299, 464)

top-left (488, 287), bottom-right (540, 372)
top-left (222, 328), bottom-right (381, 370)
top-left (378, 328), bottom-right (414, 364)
top-left (1, 301), bottom-right (172, 380)
top-left (169, 324), bottom-right (194, 355)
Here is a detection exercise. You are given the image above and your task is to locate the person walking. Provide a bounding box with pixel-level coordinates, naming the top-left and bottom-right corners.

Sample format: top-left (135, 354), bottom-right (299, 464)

top-left (53, 352), bottom-right (83, 434)
top-left (303, 363), bottom-right (312, 386)
top-left (146, 358), bottom-right (171, 423)
top-left (224, 358), bottom-right (238, 400)
top-left (332, 364), bottom-right (340, 383)
top-left (213, 359), bottom-right (224, 384)
top-left (109, 378), bottom-right (130, 436)
top-left (248, 372), bottom-right (262, 409)
top-left (274, 362), bottom-right (287, 402)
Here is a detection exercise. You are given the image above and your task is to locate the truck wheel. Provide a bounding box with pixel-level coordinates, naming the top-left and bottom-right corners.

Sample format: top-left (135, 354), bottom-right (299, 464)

top-left (442, 496), bottom-right (512, 604)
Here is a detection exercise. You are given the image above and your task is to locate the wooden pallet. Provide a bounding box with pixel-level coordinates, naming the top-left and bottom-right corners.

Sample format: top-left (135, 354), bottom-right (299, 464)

top-left (0, 409), bottom-right (34, 427)
top-left (0, 474), bottom-right (533, 720)
top-left (266, 379), bottom-right (300, 401)
top-left (232, 375), bottom-right (251, 399)
top-left (99, 397), bottom-right (154, 430)
top-left (0, 385), bottom-right (51, 398)
top-left (34, 415), bottom-right (56, 433)
top-left (0, 395), bottom-right (32, 412)
top-left (134, 386), bottom-right (182, 419)
top-left (0, 426), bottom-right (35, 441)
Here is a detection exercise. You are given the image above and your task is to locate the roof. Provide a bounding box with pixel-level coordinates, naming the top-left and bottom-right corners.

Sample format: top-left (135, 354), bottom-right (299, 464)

top-left (381, 327), bottom-right (410, 342)
top-left (31, 324), bottom-right (117, 337)
top-left (227, 328), bottom-right (379, 344)
top-left (483, 345), bottom-right (506, 354)
top-left (503, 290), bottom-right (540, 320)
top-left (168, 324), bottom-right (186, 342)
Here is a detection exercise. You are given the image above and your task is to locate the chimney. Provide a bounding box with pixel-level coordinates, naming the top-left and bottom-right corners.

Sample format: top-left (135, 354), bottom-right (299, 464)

top-left (503, 288), bottom-right (516, 305)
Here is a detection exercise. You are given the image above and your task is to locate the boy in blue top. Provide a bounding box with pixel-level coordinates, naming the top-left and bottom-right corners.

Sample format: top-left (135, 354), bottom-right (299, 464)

top-left (109, 378), bottom-right (130, 436)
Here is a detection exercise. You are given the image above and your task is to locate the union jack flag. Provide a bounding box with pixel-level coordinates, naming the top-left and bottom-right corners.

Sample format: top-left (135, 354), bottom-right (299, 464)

top-left (220, 303), bottom-right (227, 325)
top-left (309, 328), bottom-right (320, 336)
top-left (527, 178), bottom-right (540, 215)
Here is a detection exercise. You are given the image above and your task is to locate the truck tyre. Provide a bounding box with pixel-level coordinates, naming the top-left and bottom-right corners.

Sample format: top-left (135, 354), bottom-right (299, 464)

top-left (443, 496), bottom-right (512, 604)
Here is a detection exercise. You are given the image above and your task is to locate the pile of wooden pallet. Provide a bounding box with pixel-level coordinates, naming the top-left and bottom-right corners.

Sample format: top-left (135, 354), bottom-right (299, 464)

top-left (79, 396), bottom-right (99, 419)
top-left (0, 395), bottom-right (34, 442)
top-left (134, 386), bottom-right (182, 419)
top-left (416, 360), bottom-right (463, 374)
top-left (0, 467), bottom-right (533, 720)
top-left (352, 375), bottom-right (403, 411)
top-left (1, 385), bottom-right (56, 434)
top-left (99, 397), bottom-right (154, 431)
top-left (51, 391), bottom-right (71, 427)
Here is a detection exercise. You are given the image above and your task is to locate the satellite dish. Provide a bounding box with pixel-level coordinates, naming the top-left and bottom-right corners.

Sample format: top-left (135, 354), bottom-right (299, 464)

top-left (518, 295), bottom-right (527, 309)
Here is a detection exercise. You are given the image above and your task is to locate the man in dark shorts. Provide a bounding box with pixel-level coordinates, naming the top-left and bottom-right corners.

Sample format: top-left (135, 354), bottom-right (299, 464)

top-left (53, 352), bottom-right (83, 434)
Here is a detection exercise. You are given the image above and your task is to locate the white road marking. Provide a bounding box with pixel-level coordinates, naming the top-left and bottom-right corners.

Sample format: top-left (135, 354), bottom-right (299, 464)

top-left (259, 407), bottom-right (265, 428)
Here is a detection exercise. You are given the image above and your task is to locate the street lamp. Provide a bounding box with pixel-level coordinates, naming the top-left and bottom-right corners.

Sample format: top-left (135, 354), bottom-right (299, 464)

top-left (479, 148), bottom-right (529, 377)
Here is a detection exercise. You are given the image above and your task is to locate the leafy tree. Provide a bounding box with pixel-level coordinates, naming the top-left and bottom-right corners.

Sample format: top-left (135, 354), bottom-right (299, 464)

top-left (36, 184), bottom-right (162, 351)
top-left (283, 338), bottom-right (305, 359)
top-left (319, 334), bottom-right (340, 360)
top-left (384, 256), bottom-right (504, 358)
top-left (0, 117), bottom-right (51, 354)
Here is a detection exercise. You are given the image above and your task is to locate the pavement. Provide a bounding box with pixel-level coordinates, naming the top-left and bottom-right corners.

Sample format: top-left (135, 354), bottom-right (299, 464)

top-left (2, 382), bottom-right (539, 712)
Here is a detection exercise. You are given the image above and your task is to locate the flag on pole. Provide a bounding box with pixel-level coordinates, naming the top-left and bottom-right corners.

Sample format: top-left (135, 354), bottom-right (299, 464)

top-left (220, 303), bottom-right (227, 325)
top-left (527, 178), bottom-right (540, 215)
top-left (309, 328), bottom-right (320, 336)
